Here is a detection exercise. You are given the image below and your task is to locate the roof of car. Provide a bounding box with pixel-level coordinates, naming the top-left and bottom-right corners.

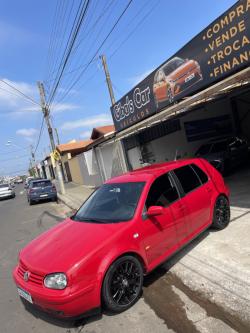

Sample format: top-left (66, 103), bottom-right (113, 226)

top-left (30, 178), bottom-right (50, 183)
top-left (106, 158), bottom-right (200, 184)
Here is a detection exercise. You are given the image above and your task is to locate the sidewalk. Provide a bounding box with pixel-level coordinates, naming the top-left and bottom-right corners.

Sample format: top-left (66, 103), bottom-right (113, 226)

top-left (55, 180), bottom-right (94, 211)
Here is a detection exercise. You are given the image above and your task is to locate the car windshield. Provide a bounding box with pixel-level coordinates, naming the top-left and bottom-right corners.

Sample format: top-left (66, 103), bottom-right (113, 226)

top-left (31, 180), bottom-right (52, 188)
top-left (195, 143), bottom-right (212, 156)
top-left (72, 182), bottom-right (145, 223)
top-left (163, 57), bottom-right (184, 75)
top-left (0, 184), bottom-right (9, 188)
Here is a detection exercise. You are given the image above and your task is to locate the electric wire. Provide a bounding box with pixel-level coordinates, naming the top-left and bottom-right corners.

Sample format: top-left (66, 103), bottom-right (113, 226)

top-left (0, 79), bottom-right (40, 106)
top-left (47, 0), bottom-right (91, 107)
top-left (53, 0), bottom-right (134, 105)
top-left (33, 116), bottom-right (45, 155)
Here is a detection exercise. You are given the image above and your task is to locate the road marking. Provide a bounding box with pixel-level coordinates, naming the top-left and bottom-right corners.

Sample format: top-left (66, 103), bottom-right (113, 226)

top-left (19, 191), bottom-right (24, 195)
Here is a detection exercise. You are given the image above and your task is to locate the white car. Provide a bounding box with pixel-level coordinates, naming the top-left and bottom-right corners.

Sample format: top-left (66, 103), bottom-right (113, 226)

top-left (0, 184), bottom-right (15, 199)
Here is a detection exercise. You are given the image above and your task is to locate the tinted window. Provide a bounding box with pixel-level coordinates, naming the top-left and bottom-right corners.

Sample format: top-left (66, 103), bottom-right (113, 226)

top-left (31, 180), bottom-right (52, 188)
top-left (191, 164), bottom-right (208, 184)
top-left (195, 144), bottom-right (212, 156)
top-left (146, 173), bottom-right (179, 208)
top-left (174, 165), bottom-right (201, 194)
top-left (211, 141), bottom-right (227, 153)
top-left (73, 182), bottom-right (145, 223)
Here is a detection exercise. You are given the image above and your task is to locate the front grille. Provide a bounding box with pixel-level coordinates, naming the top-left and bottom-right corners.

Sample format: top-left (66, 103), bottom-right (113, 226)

top-left (17, 261), bottom-right (44, 286)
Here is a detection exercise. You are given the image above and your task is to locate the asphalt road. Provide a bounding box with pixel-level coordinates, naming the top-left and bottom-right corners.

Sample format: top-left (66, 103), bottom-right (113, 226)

top-left (0, 184), bottom-right (248, 333)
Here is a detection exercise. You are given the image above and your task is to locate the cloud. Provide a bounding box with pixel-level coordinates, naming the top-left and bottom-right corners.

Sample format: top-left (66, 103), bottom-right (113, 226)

top-left (0, 79), bottom-right (39, 117)
top-left (50, 103), bottom-right (79, 114)
top-left (16, 128), bottom-right (38, 137)
top-left (0, 78), bottom-right (80, 118)
top-left (61, 113), bottom-right (113, 131)
top-left (128, 69), bottom-right (153, 86)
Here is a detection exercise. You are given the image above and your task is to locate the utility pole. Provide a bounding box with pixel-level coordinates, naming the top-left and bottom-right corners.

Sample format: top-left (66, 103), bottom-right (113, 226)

top-left (30, 144), bottom-right (35, 166)
top-left (101, 54), bottom-right (116, 105)
top-left (37, 82), bottom-right (65, 194)
top-left (55, 127), bottom-right (60, 145)
top-left (30, 144), bottom-right (37, 177)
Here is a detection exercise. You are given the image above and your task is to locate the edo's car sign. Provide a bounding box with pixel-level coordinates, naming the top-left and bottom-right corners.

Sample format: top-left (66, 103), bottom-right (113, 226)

top-left (111, 0), bottom-right (250, 132)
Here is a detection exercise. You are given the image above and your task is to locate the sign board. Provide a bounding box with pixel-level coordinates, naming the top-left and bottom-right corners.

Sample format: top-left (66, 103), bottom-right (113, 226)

top-left (111, 0), bottom-right (250, 132)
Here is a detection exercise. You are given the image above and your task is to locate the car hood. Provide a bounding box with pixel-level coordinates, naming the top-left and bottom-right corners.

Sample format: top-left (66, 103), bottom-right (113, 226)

top-left (20, 218), bottom-right (130, 274)
top-left (166, 60), bottom-right (196, 81)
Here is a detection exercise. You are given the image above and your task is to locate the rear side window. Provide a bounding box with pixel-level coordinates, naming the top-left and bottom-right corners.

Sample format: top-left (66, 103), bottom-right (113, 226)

top-left (173, 165), bottom-right (201, 194)
top-left (191, 164), bottom-right (208, 184)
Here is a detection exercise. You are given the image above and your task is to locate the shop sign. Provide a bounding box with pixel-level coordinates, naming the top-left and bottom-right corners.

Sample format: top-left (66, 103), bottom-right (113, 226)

top-left (111, 0), bottom-right (250, 132)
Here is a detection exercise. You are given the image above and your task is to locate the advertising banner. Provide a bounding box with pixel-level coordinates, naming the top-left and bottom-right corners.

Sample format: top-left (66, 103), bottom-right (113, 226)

top-left (111, 0), bottom-right (250, 132)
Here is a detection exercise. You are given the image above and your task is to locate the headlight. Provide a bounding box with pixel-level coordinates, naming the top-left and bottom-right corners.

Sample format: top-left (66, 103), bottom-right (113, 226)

top-left (44, 273), bottom-right (67, 290)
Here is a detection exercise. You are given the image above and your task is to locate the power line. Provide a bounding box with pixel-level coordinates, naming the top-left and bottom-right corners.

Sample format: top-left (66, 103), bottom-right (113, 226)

top-left (53, 0), bottom-right (134, 105)
top-left (45, 0), bottom-right (76, 92)
top-left (108, 0), bottom-right (159, 59)
top-left (34, 117), bottom-right (45, 154)
top-left (48, 0), bottom-right (91, 105)
top-left (51, 0), bottom-right (117, 101)
top-left (0, 79), bottom-right (40, 106)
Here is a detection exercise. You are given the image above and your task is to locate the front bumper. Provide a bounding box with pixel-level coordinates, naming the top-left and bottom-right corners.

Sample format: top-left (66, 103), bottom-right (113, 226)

top-left (13, 266), bottom-right (99, 317)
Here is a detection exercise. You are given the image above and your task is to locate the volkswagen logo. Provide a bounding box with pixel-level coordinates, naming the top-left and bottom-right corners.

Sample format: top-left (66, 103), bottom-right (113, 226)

top-left (23, 271), bottom-right (30, 282)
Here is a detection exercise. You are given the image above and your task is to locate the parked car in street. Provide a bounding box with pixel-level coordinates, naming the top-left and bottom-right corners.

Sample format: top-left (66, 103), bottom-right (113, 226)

top-left (13, 158), bottom-right (230, 318)
top-left (195, 136), bottom-right (249, 174)
top-left (24, 177), bottom-right (34, 189)
top-left (27, 179), bottom-right (57, 205)
top-left (153, 56), bottom-right (202, 107)
top-left (0, 183), bottom-right (15, 199)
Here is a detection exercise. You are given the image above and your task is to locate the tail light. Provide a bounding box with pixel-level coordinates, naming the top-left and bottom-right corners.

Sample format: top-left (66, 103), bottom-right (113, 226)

top-left (29, 188), bottom-right (35, 194)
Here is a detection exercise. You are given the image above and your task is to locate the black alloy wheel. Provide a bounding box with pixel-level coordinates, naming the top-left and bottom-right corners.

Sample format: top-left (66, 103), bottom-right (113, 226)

top-left (212, 196), bottom-right (230, 230)
top-left (102, 255), bottom-right (143, 313)
top-left (167, 87), bottom-right (173, 103)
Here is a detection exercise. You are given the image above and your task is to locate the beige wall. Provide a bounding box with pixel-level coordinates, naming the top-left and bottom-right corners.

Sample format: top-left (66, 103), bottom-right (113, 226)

top-left (68, 156), bottom-right (84, 184)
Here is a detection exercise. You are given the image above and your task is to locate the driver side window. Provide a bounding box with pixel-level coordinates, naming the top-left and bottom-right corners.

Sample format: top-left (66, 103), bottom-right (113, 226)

top-left (146, 173), bottom-right (179, 209)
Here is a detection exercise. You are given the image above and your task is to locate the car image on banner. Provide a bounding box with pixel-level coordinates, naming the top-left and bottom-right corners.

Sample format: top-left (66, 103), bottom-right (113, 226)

top-left (153, 57), bottom-right (203, 108)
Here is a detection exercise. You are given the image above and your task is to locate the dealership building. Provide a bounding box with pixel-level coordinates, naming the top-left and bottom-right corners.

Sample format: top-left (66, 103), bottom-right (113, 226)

top-left (109, 0), bottom-right (250, 184)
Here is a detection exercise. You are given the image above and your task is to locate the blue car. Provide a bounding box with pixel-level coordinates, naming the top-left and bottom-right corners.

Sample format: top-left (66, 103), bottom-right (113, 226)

top-left (27, 179), bottom-right (57, 205)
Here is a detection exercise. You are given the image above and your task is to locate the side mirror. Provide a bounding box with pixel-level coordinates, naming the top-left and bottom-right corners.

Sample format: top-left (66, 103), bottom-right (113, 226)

top-left (147, 206), bottom-right (164, 217)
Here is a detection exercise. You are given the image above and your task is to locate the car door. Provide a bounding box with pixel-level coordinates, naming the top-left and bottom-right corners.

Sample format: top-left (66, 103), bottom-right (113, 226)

top-left (172, 163), bottom-right (212, 239)
top-left (141, 172), bottom-right (187, 267)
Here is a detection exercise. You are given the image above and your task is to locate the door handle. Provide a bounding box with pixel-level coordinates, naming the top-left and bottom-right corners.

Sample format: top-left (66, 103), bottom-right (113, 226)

top-left (206, 187), bottom-right (212, 193)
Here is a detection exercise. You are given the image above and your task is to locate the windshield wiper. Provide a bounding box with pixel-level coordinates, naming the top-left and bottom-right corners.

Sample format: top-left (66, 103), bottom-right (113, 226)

top-left (75, 217), bottom-right (111, 223)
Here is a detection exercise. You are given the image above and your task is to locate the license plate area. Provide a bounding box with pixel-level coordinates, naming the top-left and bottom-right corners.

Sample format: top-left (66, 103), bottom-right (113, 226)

top-left (40, 194), bottom-right (48, 197)
top-left (185, 73), bottom-right (195, 82)
top-left (17, 287), bottom-right (33, 303)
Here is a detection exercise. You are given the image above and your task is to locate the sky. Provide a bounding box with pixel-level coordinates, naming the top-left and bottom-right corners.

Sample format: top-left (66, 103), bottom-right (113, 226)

top-left (0, 0), bottom-right (237, 176)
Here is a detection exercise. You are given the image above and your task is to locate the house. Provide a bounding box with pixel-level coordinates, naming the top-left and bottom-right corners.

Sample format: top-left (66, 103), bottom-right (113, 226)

top-left (56, 140), bottom-right (92, 184)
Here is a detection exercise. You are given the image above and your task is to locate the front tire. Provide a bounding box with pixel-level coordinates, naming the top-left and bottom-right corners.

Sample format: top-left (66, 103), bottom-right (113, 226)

top-left (212, 196), bottom-right (230, 230)
top-left (102, 255), bottom-right (143, 313)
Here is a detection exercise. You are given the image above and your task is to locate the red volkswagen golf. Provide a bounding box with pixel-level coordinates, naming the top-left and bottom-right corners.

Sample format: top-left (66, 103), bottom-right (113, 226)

top-left (13, 158), bottom-right (230, 318)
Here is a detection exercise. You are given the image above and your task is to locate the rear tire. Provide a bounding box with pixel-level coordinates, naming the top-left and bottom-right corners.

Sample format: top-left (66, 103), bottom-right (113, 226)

top-left (212, 196), bottom-right (230, 230)
top-left (29, 199), bottom-right (33, 206)
top-left (102, 255), bottom-right (143, 313)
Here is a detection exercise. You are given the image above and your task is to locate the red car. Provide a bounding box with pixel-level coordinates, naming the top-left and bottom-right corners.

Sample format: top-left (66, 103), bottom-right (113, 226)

top-left (13, 158), bottom-right (230, 318)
